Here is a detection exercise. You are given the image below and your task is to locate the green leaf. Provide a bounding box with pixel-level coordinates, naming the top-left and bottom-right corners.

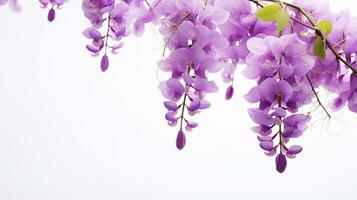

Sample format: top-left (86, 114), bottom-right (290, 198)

top-left (276, 9), bottom-right (291, 32)
top-left (313, 38), bottom-right (326, 60)
top-left (317, 20), bottom-right (333, 36)
top-left (256, 5), bottom-right (281, 22)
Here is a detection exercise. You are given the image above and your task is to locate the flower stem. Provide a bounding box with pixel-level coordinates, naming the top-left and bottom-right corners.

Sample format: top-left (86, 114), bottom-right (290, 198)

top-left (104, 17), bottom-right (111, 54)
top-left (179, 66), bottom-right (192, 130)
top-left (277, 95), bottom-right (283, 154)
top-left (306, 74), bottom-right (332, 119)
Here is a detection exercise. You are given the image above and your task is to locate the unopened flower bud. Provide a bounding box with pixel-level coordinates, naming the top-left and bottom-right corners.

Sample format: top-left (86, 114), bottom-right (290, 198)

top-left (47, 8), bottom-right (55, 22)
top-left (225, 86), bottom-right (234, 100)
top-left (100, 54), bottom-right (109, 72)
top-left (176, 130), bottom-right (186, 150)
top-left (275, 153), bottom-right (287, 173)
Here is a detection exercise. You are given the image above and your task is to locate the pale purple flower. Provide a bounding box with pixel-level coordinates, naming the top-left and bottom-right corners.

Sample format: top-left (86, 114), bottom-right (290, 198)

top-left (287, 145), bottom-right (303, 155)
top-left (159, 78), bottom-right (185, 102)
top-left (164, 101), bottom-right (179, 112)
top-left (260, 140), bottom-right (274, 151)
top-left (258, 78), bottom-right (293, 104)
top-left (248, 108), bottom-right (275, 127)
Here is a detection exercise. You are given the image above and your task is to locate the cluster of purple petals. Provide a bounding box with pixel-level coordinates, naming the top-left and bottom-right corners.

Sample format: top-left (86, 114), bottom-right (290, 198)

top-left (82, 0), bottom-right (154, 71)
top-left (244, 34), bottom-right (315, 173)
top-left (39, 0), bottom-right (67, 22)
top-left (236, 0), bottom-right (357, 173)
top-left (156, 0), bottom-right (243, 150)
top-left (216, 0), bottom-right (277, 97)
top-left (2, 0), bottom-right (357, 173)
top-left (288, 0), bottom-right (357, 113)
top-left (0, 0), bottom-right (21, 12)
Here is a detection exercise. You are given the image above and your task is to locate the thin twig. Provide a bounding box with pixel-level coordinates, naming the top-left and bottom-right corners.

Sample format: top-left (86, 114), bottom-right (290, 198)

top-left (179, 66), bottom-right (192, 130)
top-left (290, 17), bottom-right (316, 30)
top-left (156, 12), bottom-right (191, 79)
top-left (153, 0), bottom-right (162, 8)
top-left (161, 12), bottom-right (190, 60)
top-left (104, 17), bottom-right (111, 54)
top-left (248, 0), bottom-right (264, 7)
top-left (326, 41), bottom-right (357, 74)
top-left (144, 0), bottom-right (152, 9)
top-left (306, 74), bottom-right (332, 119)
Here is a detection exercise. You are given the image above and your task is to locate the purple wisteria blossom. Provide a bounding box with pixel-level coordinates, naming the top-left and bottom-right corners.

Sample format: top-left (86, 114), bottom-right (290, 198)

top-left (2, 0), bottom-right (357, 173)
top-left (244, 34), bottom-right (315, 173)
top-left (82, 0), bottom-right (153, 71)
top-left (157, 0), bottom-right (233, 150)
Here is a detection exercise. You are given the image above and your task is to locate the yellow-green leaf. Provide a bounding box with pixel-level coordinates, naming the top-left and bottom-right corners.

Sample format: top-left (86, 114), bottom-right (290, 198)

top-left (317, 20), bottom-right (333, 36)
top-left (256, 5), bottom-right (281, 22)
top-left (276, 9), bottom-right (291, 32)
top-left (313, 38), bottom-right (326, 60)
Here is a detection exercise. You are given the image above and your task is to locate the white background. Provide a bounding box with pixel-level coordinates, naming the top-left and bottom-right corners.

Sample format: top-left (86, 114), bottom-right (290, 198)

top-left (1, 0), bottom-right (357, 199)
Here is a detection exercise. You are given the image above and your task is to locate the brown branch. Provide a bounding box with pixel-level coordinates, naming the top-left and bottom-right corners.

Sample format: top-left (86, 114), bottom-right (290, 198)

top-left (144, 0), bottom-right (152, 9)
top-left (326, 41), bottom-right (357, 74)
top-left (248, 0), bottom-right (264, 7)
top-left (290, 17), bottom-right (316, 30)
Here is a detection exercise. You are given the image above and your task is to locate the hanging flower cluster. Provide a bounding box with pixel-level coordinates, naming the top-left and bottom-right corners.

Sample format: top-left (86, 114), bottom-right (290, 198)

top-left (1, 0), bottom-right (357, 173)
top-left (82, 0), bottom-right (153, 71)
top-left (244, 34), bottom-right (316, 172)
top-left (155, 0), bottom-right (235, 150)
